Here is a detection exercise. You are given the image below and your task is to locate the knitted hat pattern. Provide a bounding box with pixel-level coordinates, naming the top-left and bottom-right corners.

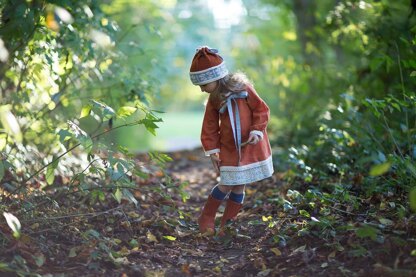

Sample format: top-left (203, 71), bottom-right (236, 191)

top-left (189, 47), bottom-right (229, 85)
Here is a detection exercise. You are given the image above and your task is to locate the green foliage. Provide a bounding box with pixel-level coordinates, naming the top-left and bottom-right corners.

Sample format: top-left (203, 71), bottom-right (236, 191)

top-left (237, 0), bottom-right (416, 212)
top-left (0, 0), bottom-right (179, 235)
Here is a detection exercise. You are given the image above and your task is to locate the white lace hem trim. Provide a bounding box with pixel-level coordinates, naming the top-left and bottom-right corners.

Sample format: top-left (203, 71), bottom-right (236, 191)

top-left (219, 155), bottom-right (274, 185)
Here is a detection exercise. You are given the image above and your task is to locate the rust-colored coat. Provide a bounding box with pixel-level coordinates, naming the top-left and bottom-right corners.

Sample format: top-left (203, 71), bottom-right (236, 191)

top-left (201, 85), bottom-right (273, 185)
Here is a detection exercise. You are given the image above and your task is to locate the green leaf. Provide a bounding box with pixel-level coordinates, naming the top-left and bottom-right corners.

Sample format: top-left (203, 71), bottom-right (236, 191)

top-left (34, 253), bottom-right (45, 267)
top-left (139, 113), bottom-right (162, 136)
top-left (67, 121), bottom-right (93, 151)
top-left (299, 210), bottom-right (310, 218)
top-left (117, 106), bottom-right (137, 118)
top-left (0, 135), bottom-right (6, 151)
top-left (369, 162), bottom-right (391, 176)
top-left (0, 262), bottom-right (10, 271)
top-left (122, 188), bottom-right (138, 207)
top-left (57, 129), bottom-right (72, 144)
top-left (348, 245), bottom-right (368, 257)
top-left (410, 71), bottom-right (416, 77)
top-left (80, 104), bottom-right (92, 118)
top-left (45, 158), bottom-right (59, 185)
top-left (114, 188), bottom-right (122, 204)
top-left (129, 239), bottom-right (139, 248)
top-left (163, 235), bottom-right (176, 241)
top-left (409, 187), bottom-right (416, 212)
top-left (0, 105), bottom-right (22, 142)
top-left (355, 225), bottom-right (378, 240)
top-left (84, 229), bottom-right (100, 239)
top-left (0, 160), bottom-right (4, 182)
top-left (91, 100), bottom-right (115, 120)
top-left (98, 191), bottom-right (105, 202)
top-left (406, 161), bottom-right (416, 177)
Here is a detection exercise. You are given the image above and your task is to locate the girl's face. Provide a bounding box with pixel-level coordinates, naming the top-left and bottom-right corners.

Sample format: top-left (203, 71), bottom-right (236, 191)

top-left (199, 81), bottom-right (218, 94)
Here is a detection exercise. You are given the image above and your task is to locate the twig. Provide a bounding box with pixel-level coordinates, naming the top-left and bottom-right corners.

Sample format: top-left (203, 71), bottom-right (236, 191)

top-left (21, 206), bottom-right (122, 223)
top-left (327, 205), bottom-right (368, 217)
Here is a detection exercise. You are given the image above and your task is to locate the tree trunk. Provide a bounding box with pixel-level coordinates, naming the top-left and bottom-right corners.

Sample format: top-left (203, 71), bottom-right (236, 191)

top-left (292, 0), bottom-right (318, 65)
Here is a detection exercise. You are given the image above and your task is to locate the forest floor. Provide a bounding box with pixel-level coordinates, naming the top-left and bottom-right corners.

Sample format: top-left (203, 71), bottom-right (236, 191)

top-left (1, 147), bottom-right (416, 276)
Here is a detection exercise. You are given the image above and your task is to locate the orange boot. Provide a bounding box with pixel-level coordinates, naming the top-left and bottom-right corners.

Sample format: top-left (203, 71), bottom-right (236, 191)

top-left (198, 195), bottom-right (223, 235)
top-left (219, 199), bottom-right (243, 236)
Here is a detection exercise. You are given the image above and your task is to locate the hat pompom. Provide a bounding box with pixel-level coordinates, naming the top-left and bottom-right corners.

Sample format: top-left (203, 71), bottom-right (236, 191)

top-left (189, 46), bottom-right (228, 85)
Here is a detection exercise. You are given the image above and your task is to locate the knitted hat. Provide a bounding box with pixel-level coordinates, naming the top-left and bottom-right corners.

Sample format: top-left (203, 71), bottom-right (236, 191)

top-left (189, 47), bottom-right (229, 85)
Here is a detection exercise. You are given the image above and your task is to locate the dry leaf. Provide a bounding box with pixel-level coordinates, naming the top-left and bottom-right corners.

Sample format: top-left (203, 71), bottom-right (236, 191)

top-left (270, 248), bottom-right (282, 256)
top-left (147, 231), bottom-right (158, 243)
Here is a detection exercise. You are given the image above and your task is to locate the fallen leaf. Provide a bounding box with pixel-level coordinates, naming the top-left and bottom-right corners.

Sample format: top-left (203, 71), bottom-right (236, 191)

top-left (34, 253), bottom-right (45, 267)
top-left (147, 231), bottom-right (158, 243)
top-left (258, 269), bottom-right (271, 276)
top-left (327, 251), bottom-right (336, 260)
top-left (270, 248), bottom-right (282, 256)
top-left (292, 245), bottom-right (306, 254)
top-left (181, 264), bottom-right (191, 275)
top-left (378, 218), bottom-right (393, 226)
top-left (213, 266), bottom-right (222, 273)
top-left (127, 211), bottom-right (140, 218)
top-left (68, 247), bottom-right (77, 258)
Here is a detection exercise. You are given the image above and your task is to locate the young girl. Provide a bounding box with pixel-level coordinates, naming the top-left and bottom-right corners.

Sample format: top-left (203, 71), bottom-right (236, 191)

top-left (189, 46), bottom-right (274, 235)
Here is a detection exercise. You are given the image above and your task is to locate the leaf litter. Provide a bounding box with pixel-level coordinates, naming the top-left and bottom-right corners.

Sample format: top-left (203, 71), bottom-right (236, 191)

top-left (0, 148), bottom-right (415, 276)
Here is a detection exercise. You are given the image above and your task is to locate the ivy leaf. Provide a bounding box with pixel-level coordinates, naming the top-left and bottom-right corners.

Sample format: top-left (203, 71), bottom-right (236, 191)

top-left (369, 162), bottom-right (391, 176)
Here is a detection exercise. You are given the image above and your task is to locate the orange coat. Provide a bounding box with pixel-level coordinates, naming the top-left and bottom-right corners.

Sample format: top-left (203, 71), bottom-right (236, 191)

top-left (201, 85), bottom-right (274, 185)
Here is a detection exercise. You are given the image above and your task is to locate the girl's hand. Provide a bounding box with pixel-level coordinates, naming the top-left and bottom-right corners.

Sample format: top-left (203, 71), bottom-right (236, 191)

top-left (247, 133), bottom-right (260, 145)
top-left (210, 153), bottom-right (220, 174)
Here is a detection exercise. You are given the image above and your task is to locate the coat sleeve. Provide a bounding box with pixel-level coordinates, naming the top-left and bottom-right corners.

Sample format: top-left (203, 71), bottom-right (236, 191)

top-left (246, 86), bottom-right (270, 136)
top-left (201, 96), bottom-right (220, 155)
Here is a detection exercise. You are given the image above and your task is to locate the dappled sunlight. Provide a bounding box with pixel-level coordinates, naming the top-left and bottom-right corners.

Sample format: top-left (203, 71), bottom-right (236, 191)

top-left (0, 0), bottom-right (415, 275)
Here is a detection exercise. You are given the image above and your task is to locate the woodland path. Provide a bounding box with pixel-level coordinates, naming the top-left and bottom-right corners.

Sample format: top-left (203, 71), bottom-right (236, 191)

top-left (112, 148), bottom-right (411, 277)
top-left (3, 148), bottom-right (414, 277)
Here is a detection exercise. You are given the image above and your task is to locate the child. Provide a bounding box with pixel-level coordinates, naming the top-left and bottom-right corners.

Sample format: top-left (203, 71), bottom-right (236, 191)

top-left (189, 46), bottom-right (274, 235)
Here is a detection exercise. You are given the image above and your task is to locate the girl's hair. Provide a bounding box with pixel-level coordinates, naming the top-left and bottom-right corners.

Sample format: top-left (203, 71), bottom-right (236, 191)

top-left (210, 72), bottom-right (252, 105)
top-left (218, 72), bottom-right (252, 93)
